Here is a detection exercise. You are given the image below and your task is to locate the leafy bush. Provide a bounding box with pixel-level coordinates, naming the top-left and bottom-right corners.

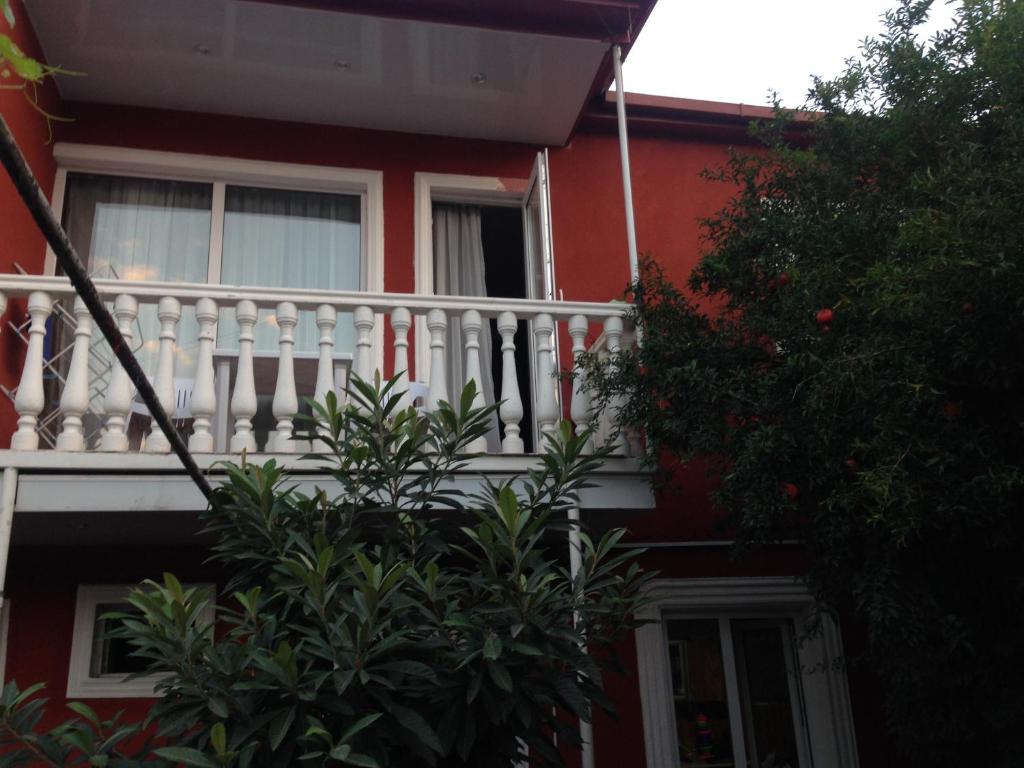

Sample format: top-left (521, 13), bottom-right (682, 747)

top-left (1, 377), bottom-right (647, 767)
top-left (583, 1), bottom-right (1024, 763)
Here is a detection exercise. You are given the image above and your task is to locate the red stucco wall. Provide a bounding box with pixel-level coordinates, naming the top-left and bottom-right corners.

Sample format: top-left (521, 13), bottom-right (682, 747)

top-left (0, 0), bottom-right (59, 447)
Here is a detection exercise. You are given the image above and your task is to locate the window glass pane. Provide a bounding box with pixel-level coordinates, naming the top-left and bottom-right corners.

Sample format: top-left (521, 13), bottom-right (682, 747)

top-left (219, 185), bottom-right (361, 355)
top-left (733, 622), bottom-right (801, 768)
top-left (666, 619), bottom-right (736, 767)
top-left (60, 174), bottom-right (212, 448)
top-left (89, 602), bottom-right (149, 677)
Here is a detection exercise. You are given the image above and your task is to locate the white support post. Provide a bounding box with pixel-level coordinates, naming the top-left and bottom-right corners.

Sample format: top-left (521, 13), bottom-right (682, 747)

top-left (100, 294), bottom-right (138, 452)
top-left (603, 315), bottom-right (628, 455)
top-left (568, 314), bottom-right (595, 454)
top-left (270, 301), bottom-right (299, 453)
top-left (425, 308), bottom-right (448, 413)
top-left (230, 299), bottom-right (258, 454)
top-left (460, 309), bottom-right (488, 453)
top-left (390, 307), bottom-right (413, 411)
top-left (612, 43), bottom-right (640, 286)
top-left (533, 312), bottom-right (559, 439)
top-left (496, 311), bottom-right (524, 454)
top-left (143, 296), bottom-right (181, 453)
top-left (188, 297), bottom-right (218, 453)
top-left (11, 291), bottom-right (52, 451)
top-left (314, 304), bottom-right (337, 430)
top-left (56, 296), bottom-right (94, 451)
top-left (0, 467), bottom-right (18, 614)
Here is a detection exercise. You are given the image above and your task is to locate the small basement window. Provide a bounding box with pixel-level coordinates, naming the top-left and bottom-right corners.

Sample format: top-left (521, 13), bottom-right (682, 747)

top-left (67, 584), bottom-right (214, 698)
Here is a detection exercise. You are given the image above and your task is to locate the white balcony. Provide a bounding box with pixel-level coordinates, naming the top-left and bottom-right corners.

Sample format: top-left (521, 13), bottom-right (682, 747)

top-left (0, 275), bottom-right (651, 515)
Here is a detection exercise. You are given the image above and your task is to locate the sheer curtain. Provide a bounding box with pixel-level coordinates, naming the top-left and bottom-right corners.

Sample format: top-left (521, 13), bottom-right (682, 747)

top-left (433, 204), bottom-right (499, 451)
top-left (218, 185), bottom-right (361, 354)
top-left (62, 172), bottom-right (212, 379)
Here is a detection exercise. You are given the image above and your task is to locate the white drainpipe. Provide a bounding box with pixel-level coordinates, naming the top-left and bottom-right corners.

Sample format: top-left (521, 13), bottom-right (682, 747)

top-left (568, 506), bottom-right (596, 768)
top-left (0, 467), bottom-right (18, 613)
top-left (612, 44), bottom-right (640, 284)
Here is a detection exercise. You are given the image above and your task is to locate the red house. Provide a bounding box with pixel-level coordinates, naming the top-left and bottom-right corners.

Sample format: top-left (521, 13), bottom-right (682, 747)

top-left (0, 1), bottom-right (875, 765)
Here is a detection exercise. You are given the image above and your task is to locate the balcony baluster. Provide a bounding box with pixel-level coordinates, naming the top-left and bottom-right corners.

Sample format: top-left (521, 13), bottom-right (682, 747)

top-left (100, 295), bottom-right (138, 452)
top-left (496, 311), bottom-right (524, 453)
top-left (425, 308), bottom-right (448, 413)
top-left (11, 291), bottom-right (52, 451)
top-left (533, 313), bottom-right (558, 439)
top-left (188, 297), bottom-right (218, 453)
top-left (270, 301), bottom-right (299, 453)
top-left (230, 300), bottom-right (258, 454)
top-left (313, 304), bottom-right (337, 439)
top-left (568, 314), bottom-right (595, 455)
top-left (602, 315), bottom-right (628, 456)
top-left (390, 307), bottom-right (412, 411)
top-left (143, 296), bottom-right (181, 453)
top-left (56, 297), bottom-right (94, 451)
top-left (461, 309), bottom-right (488, 453)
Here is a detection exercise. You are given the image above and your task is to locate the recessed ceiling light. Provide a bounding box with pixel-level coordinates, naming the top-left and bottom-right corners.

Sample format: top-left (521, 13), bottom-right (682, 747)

top-left (194, 44), bottom-right (210, 55)
top-left (334, 59), bottom-right (351, 71)
top-left (471, 72), bottom-right (487, 85)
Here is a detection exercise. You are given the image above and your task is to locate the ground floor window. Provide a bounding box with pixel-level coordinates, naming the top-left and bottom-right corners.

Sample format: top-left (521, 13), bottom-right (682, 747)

top-left (67, 584), bottom-right (214, 698)
top-left (636, 578), bottom-right (859, 768)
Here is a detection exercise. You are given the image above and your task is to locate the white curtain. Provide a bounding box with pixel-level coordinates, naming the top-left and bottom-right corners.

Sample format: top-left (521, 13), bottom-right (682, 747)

top-left (219, 185), bottom-right (361, 355)
top-left (433, 204), bottom-right (499, 451)
top-left (63, 173), bottom-right (212, 379)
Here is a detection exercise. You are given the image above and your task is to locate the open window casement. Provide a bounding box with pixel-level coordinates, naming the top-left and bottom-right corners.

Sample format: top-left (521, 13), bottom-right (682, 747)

top-left (522, 150), bottom-right (556, 302)
top-left (522, 150), bottom-right (561, 445)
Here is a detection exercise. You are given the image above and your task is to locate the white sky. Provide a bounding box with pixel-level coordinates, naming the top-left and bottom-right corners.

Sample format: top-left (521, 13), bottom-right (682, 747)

top-left (620, 0), bottom-right (959, 108)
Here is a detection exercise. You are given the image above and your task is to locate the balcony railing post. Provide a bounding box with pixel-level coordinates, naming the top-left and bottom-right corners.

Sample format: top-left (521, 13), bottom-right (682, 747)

top-left (390, 307), bottom-right (412, 411)
top-left (461, 309), bottom-right (488, 453)
top-left (313, 304), bottom-right (337, 435)
top-left (188, 297), bottom-right (218, 453)
top-left (353, 305), bottom-right (375, 385)
top-left (533, 313), bottom-right (559, 439)
top-left (143, 296), bottom-right (181, 453)
top-left (425, 308), bottom-right (448, 413)
top-left (230, 299), bottom-right (258, 454)
top-left (56, 296), bottom-right (94, 451)
top-left (11, 291), bottom-right (52, 451)
top-left (100, 294), bottom-right (138, 452)
top-left (568, 314), bottom-right (595, 454)
top-left (496, 311), bottom-right (524, 453)
top-left (270, 301), bottom-right (299, 453)
top-left (602, 315), bottom-right (628, 455)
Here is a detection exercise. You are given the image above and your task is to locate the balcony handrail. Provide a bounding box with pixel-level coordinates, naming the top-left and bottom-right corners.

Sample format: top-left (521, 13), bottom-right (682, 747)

top-left (0, 274), bottom-right (629, 321)
top-left (0, 272), bottom-right (633, 459)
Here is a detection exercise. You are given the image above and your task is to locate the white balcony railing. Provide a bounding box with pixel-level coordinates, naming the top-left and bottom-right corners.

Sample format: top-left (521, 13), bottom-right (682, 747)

top-left (0, 275), bottom-right (631, 458)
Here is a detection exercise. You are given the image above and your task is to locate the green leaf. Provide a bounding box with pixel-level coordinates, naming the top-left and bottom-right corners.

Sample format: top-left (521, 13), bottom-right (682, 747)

top-left (153, 747), bottom-right (221, 768)
top-left (210, 722), bottom-right (227, 758)
top-left (269, 707), bottom-right (295, 751)
top-left (482, 632), bottom-right (502, 661)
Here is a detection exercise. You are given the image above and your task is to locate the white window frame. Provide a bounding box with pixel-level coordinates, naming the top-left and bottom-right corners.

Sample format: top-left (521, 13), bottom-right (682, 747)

top-left (45, 143), bottom-right (386, 369)
top-left (635, 577), bottom-right (860, 768)
top-left (67, 583), bottom-right (215, 699)
top-left (412, 172), bottom-right (525, 382)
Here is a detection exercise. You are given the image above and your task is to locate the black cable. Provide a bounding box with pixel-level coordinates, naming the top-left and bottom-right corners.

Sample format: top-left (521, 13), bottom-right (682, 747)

top-left (0, 116), bottom-right (214, 502)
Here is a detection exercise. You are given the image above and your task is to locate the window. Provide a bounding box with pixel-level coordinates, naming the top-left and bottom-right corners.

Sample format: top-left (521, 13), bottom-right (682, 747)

top-left (67, 584), bottom-right (215, 698)
top-left (47, 144), bottom-right (385, 450)
top-left (636, 579), bottom-right (859, 768)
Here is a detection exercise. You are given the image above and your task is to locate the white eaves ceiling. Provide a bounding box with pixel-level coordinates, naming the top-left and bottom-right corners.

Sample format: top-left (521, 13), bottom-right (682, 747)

top-left (24, 0), bottom-right (610, 145)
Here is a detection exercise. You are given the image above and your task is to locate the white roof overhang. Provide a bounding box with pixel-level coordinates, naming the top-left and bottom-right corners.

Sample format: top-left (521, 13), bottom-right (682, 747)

top-left (24, 0), bottom-right (619, 145)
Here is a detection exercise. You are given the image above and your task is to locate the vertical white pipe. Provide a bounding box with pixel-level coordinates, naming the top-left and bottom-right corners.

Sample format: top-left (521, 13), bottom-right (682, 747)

top-left (612, 44), bottom-right (640, 285)
top-left (568, 506), bottom-right (596, 768)
top-left (0, 468), bottom-right (18, 613)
